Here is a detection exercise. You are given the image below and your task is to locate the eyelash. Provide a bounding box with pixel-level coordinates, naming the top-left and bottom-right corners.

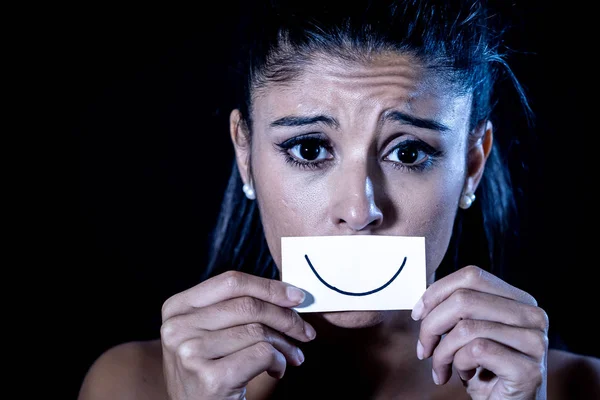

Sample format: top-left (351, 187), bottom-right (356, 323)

top-left (386, 141), bottom-right (442, 172)
top-left (275, 135), bottom-right (442, 172)
top-left (275, 134), bottom-right (333, 170)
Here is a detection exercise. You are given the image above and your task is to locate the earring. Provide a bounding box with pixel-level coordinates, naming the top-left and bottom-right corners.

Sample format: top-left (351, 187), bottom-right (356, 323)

top-left (459, 192), bottom-right (476, 209)
top-left (242, 183), bottom-right (256, 200)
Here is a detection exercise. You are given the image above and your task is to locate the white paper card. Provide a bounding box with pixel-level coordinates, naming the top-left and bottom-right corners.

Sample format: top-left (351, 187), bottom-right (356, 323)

top-left (281, 236), bottom-right (426, 313)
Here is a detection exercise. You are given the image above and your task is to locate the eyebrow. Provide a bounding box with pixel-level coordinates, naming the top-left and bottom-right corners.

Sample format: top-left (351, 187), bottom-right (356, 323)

top-left (269, 111), bottom-right (450, 133)
top-left (384, 110), bottom-right (451, 133)
top-left (270, 115), bottom-right (340, 129)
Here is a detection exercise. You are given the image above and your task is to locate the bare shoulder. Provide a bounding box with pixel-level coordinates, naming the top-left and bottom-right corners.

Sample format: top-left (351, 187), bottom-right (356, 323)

top-left (78, 339), bottom-right (167, 400)
top-left (547, 348), bottom-right (600, 399)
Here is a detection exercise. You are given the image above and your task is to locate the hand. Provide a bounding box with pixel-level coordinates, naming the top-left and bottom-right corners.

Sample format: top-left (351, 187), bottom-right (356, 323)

top-left (412, 266), bottom-right (548, 400)
top-left (160, 270), bottom-right (316, 400)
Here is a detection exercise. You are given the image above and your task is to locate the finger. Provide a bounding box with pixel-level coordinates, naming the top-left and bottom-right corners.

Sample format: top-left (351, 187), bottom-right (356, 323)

top-left (182, 296), bottom-right (315, 342)
top-left (162, 271), bottom-right (306, 320)
top-left (216, 342), bottom-right (288, 383)
top-left (181, 324), bottom-right (305, 366)
top-left (176, 341), bottom-right (287, 395)
top-left (451, 338), bottom-right (543, 389)
top-left (418, 289), bottom-right (548, 358)
top-left (160, 301), bottom-right (315, 356)
top-left (411, 265), bottom-right (537, 321)
top-left (431, 320), bottom-right (548, 384)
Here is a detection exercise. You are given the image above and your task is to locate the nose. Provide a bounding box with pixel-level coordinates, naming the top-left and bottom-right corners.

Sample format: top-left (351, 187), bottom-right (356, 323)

top-left (330, 167), bottom-right (383, 232)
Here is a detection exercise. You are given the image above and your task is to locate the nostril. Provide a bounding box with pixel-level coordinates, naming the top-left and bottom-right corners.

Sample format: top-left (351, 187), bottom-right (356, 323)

top-left (369, 217), bottom-right (383, 228)
top-left (331, 176), bottom-right (384, 231)
top-left (338, 208), bottom-right (383, 232)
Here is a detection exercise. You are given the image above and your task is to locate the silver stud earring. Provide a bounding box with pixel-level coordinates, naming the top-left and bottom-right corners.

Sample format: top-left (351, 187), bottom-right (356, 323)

top-left (242, 183), bottom-right (256, 200)
top-left (459, 192), bottom-right (476, 209)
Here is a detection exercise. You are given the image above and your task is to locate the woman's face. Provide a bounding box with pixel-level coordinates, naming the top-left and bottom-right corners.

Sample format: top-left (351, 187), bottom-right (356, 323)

top-left (231, 52), bottom-right (490, 328)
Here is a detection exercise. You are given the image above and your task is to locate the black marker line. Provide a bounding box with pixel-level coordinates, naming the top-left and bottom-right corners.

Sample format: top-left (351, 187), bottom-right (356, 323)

top-left (304, 255), bottom-right (407, 296)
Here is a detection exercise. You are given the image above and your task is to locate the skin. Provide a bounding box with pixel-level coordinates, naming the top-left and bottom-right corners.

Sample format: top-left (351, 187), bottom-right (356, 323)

top-left (78, 53), bottom-right (600, 400)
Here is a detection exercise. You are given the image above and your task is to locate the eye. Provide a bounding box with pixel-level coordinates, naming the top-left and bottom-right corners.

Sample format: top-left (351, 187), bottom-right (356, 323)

top-left (384, 141), bottom-right (431, 165)
top-left (382, 139), bottom-right (442, 172)
top-left (289, 139), bottom-right (332, 162)
top-left (276, 135), bottom-right (334, 169)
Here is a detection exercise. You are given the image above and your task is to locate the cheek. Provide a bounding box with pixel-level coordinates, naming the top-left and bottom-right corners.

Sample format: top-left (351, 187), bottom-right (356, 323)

top-left (415, 184), bottom-right (461, 278)
top-left (382, 155), bottom-right (465, 275)
top-left (253, 152), bottom-right (329, 271)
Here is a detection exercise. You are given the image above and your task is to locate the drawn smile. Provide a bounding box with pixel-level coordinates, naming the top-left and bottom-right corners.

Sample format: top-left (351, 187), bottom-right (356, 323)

top-left (304, 255), bottom-right (407, 296)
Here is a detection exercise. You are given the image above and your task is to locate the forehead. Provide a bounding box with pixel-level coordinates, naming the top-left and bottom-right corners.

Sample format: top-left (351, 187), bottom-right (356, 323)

top-left (251, 52), bottom-right (471, 129)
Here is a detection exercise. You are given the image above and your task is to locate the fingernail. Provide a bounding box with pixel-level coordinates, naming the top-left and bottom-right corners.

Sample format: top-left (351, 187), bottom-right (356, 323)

top-left (304, 322), bottom-right (316, 339)
top-left (411, 298), bottom-right (424, 321)
top-left (432, 369), bottom-right (440, 385)
top-left (297, 348), bottom-right (305, 364)
top-left (286, 286), bottom-right (306, 304)
top-left (416, 340), bottom-right (424, 360)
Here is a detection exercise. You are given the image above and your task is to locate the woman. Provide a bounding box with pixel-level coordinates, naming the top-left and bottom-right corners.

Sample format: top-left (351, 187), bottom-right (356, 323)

top-left (78, 1), bottom-right (600, 399)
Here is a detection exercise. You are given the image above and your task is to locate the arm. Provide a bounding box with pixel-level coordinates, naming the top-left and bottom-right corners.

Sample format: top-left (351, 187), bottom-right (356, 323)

top-left (547, 349), bottom-right (600, 399)
top-left (77, 340), bottom-right (166, 400)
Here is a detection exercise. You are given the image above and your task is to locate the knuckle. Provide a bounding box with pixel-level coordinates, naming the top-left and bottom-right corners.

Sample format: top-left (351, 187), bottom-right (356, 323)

top-left (265, 278), bottom-right (278, 301)
top-left (160, 319), bottom-right (181, 350)
top-left (176, 341), bottom-right (197, 368)
top-left (452, 288), bottom-right (473, 308)
top-left (456, 319), bottom-right (477, 339)
top-left (431, 341), bottom-right (449, 365)
top-left (254, 341), bottom-right (277, 361)
top-left (161, 296), bottom-right (176, 321)
top-left (237, 296), bottom-right (262, 317)
top-left (538, 309), bottom-right (550, 331)
top-left (470, 338), bottom-right (490, 357)
top-left (430, 349), bottom-right (442, 367)
top-left (246, 323), bottom-right (268, 340)
top-left (222, 270), bottom-right (245, 292)
top-left (419, 318), bottom-right (432, 337)
top-left (522, 290), bottom-right (538, 307)
top-left (420, 293), bottom-right (431, 310)
top-left (529, 296), bottom-right (538, 307)
top-left (531, 330), bottom-right (549, 359)
top-left (161, 300), bottom-right (170, 320)
top-left (540, 331), bottom-right (549, 351)
top-left (463, 265), bottom-right (484, 283)
top-left (527, 307), bottom-right (549, 331)
top-left (281, 308), bottom-right (303, 333)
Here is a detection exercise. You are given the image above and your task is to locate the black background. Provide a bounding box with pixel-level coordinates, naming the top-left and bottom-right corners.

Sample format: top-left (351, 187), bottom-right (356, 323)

top-left (29, 1), bottom-right (597, 398)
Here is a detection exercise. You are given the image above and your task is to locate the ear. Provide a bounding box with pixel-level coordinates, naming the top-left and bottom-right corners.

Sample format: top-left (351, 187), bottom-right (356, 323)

top-left (463, 120), bottom-right (493, 195)
top-left (229, 109), bottom-right (252, 185)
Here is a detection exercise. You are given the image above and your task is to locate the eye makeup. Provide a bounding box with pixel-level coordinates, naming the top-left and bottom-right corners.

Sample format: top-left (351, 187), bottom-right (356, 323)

top-left (275, 133), bottom-right (334, 170)
top-left (274, 133), bottom-right (443, 172)
top-left (382, 139), bottom-right (443, 172)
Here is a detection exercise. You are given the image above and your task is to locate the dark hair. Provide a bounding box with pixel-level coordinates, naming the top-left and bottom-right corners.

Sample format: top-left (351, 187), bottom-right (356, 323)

top-left (204, 0), bottom-right (533, 282)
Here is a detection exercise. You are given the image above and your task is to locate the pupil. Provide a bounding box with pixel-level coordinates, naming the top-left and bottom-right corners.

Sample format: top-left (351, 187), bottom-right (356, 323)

top-left (399, 147), bottom-right (418, 163)
top-left (300, 143), bottom-right (320, 160)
